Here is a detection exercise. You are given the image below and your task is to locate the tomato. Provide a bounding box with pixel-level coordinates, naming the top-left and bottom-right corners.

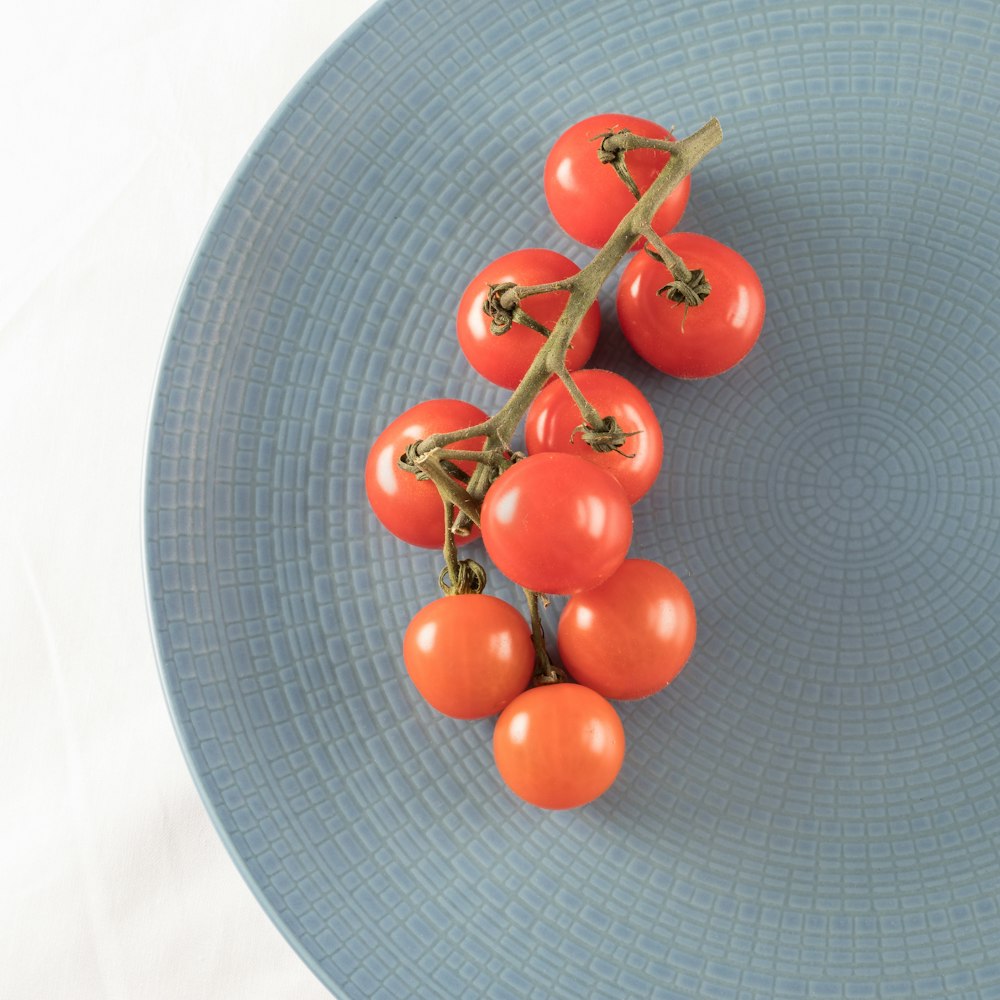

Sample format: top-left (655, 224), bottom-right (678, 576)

top-left (456, 248), bottom-right (601, 389)
top-left (616, 232), bottom-right (765, 378)
top-left (543, 113), bottom-right (690, 248)
top-left (558, 559), bottom-right (696, 700)
top-left (493, 682), bottom-right (625, 809)
top-left (403, 593), bottom-right (535, 719)
top-left (479, 452), bottom-right (632, 595)
top-left (524, 368), bottom-right (663, 504)
top-left (365, 398), bottom-right (487, 548)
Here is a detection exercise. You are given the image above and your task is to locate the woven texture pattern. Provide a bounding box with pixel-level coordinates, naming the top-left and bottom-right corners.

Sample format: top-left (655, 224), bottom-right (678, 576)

top-left (146, 1), bottom-right (1000, 996)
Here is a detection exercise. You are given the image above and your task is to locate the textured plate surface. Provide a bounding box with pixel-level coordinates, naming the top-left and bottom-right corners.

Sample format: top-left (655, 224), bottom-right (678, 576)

top-left (144, 1), bottom-right (1000, 997)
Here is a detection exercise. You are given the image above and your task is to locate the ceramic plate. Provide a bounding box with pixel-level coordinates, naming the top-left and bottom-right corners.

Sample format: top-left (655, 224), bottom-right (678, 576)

top-left (144, 1), bottom-right (1000, 996)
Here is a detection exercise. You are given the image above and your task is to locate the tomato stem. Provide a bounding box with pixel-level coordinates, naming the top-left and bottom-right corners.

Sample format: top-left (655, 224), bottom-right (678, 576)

top-left (415, 448), bottom-right (483, 526)
top-left (524, 588), bottom-right (567, 685)
top-left (601, 130), bottom-right (680, 156)
top-left (436, 448), bottom-right (510, 466)
top-left (484, 281), bottom-right (557, 339)
top-left (554, 363), bottom-right (604, 430)
top-left (438, 503), bottom-right (488, 595)
top-left (593, 129), bottom-right (644, 199)
top-left (509, 307), bottom-right (552, 339)
top-left (440, 500), bottom-right (462, 585)
top-left (641, 227), bottom-right (692, 282)
top-left (497, 279), bottom-right (574, 308)
top-left (643, 236), bottom-right (713, 308)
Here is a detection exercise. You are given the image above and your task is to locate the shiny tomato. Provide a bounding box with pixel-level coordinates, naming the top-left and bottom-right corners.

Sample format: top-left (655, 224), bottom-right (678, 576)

top-left (558, 559), bottom-right (696, 700)
top-left (365, 398), bottom-right (487, 548)
top-left (493, 682), bottom-right (625, 809)
top-left (616, 232), bottom-right (765, 378)
top-left (544, 113), bottom-right (690, 248)
top-left (403, 593), bottom-right (535, 719)
top-left (456, 248), bottom-right (601, 389)
top-left (479, 452), bottom-right (632, 595)
top-left (524, 368), bottom-right (663, 504)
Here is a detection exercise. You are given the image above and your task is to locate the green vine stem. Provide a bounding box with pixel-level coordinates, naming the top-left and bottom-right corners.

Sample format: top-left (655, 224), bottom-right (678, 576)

top-left (415, 451), bottom-right (483, 528)
top-left (524, 588), bottom-right (567, 685)
top-left (413, 116), bottom-right (722, 511)
top-left (437, 500), bottom-right (488, 595)
top-left (440, 500), bottom-right (462, 588)
top-left (554, 363), bottom-right (604, 430)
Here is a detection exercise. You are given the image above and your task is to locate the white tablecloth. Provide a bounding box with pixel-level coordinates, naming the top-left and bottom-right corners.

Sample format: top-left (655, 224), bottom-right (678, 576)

top-left (2, 4), bottom-right (376, 997)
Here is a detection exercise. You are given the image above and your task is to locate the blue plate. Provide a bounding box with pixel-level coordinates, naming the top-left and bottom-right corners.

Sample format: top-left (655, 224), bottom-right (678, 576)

top-left (144, 1), bottom-right (1000, 996)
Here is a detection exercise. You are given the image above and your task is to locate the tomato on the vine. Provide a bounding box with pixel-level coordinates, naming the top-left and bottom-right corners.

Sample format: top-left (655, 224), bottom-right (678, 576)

top-left (524, 368), bottom-right (663, 504)
top-left (403, 593), bottom-right (535, 719)
top-left (616, 232), bottom-right (765, 378)
top-left (544, 113), bottom-right (690, 248)
top-left (493, 682), bottom-right (625, 809)
top-left (365, 398), bottom-right (487, 549)
top-left (456, 248), bottom-right (601, 389)
top-left (479, 452), bottom-right (632, 595)
top-left (558, 558), bottom-right (696, 701)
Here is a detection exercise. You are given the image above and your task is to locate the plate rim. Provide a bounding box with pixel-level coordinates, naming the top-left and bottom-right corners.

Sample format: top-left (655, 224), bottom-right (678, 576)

top-left (139, 6), bottom-right (395, 995)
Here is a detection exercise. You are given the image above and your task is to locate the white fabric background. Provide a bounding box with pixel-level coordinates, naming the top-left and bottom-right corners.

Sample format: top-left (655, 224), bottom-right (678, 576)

top-left (1, 3), bottom-right (377, 997)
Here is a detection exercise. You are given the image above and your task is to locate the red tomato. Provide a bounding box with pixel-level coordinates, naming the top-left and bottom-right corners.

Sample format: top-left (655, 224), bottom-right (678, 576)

top-left (524, 368), bottom-right (663, 504)
top-left (558, 559), bottom-right (696, 700)
top-left (544, 113), bottom-right (690, 248)
top-left (493, 682), bottom-right (625, 809)
top-left (456, 248), bottom-right (601, 389)
top-left (403, 594), bottom-right (535, 719)
top-left (365, 398), bottom-right (487, 548)
top-left (616, 232), bottom-right (765, 378)
top-left (479, 452), bottom-right (632, 595)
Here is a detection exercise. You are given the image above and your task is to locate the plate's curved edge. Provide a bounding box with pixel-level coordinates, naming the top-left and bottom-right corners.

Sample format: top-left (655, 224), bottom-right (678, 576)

top-left (139, 3), bottom-right (396, 997)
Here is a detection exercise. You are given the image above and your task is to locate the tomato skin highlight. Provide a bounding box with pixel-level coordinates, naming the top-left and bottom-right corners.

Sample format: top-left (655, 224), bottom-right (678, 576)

top-left (524, 368), bottom-right (663, 504)
top-left (479, 452), bottom-right (633, 595)
top-left (558, 558), bottom-right (696, 700)
top-left (456, 248), bottom-right (601, 389)
top-left (403, 594), bottom-right (535, 719)
top-left (616, 232), bottom-right (765, 379)
top-left (493, 683), bottom-right (625, 809)
top-left (544, 113), bottom-right (690, 248)
top-left (365, 398), bottom-right (487, 549)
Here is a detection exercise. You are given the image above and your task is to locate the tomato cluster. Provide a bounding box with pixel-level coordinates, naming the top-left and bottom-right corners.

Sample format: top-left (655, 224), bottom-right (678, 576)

top-left (365, 112), bottom-right (762, 809)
